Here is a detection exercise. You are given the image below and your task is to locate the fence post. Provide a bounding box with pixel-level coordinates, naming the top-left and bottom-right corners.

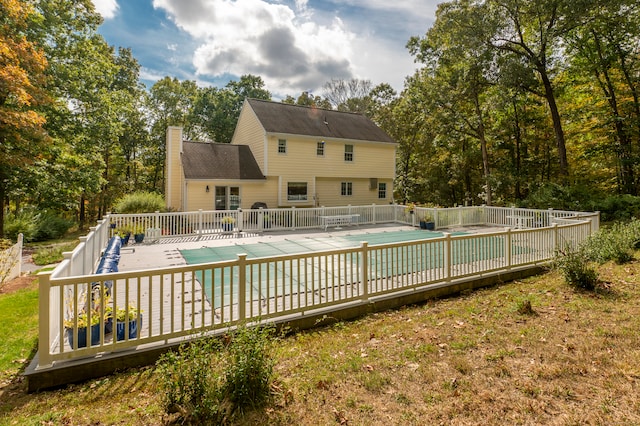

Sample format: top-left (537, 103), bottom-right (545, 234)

top-left (198, 209), bottom-right (203, 238)
top-left (443, 232), bottom-right (451, 282)
top-left (505, 228), bottom-right (512, 269)
top-left (38, 272), bottom-right (53, 368)
top-left (552, 223), bottom-right (559, 252)
top-left (458, 206), bottom-right (463, 226)
top-left (372, 204), bottom-right (376, 225)
top-left (259, 207), bottom-right (264, 232)
top-left (237, 254), bottom-right (247, 321)
top-left (361, 242), bottom-right (369, 300)
top-left (238, 208), bottom-right (244, 232)
top-left (291, 206), bottom-right (296, 231)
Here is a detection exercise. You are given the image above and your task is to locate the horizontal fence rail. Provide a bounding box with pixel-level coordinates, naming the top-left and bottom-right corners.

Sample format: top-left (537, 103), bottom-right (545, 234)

top-left (36, 205), bottom-right (599, 368)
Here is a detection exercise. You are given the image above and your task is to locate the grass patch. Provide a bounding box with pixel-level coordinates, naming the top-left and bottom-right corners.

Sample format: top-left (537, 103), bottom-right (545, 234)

top-left (31, 241), bottom-right (78, 265)
top-left (0, 280), bottom-right (38, 382)
top-left (2, 258), bottom-right (640, 424)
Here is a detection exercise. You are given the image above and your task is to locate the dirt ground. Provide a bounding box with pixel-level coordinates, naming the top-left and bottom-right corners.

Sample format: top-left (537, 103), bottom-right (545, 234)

top-left (0, 275), bottom-right (37, 295)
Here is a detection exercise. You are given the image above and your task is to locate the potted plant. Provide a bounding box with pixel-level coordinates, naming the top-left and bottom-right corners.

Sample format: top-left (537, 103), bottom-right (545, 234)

top-left (405, 202), bottom-right (416, 215)
top-left (419, 213), bottom-right (435, 230)
top-left (132, 224), bottom-right (145, 244)
top-left (116, 226), bottom-right (132, 245)
top-left (64, 309), bottom-right (110, 349)
top-left (112, 305), bottom-right (142, 341)
top-left (221, 216), bottom-right (235, 232)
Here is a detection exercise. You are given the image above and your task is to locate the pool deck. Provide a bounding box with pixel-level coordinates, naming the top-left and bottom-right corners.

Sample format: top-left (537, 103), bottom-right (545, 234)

top-left (116, 224), bottom-right (505, 272)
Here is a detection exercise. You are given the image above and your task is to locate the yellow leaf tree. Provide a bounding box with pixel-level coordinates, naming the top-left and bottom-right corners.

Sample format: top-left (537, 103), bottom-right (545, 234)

top-left (0, 0), bottom-right (50, 236)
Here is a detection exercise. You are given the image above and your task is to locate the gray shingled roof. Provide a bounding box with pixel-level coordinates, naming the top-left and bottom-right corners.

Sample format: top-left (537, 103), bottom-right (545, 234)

top-left (182, 141), bottom-right (265, 180)
top-left (247, 99), bottom-right (396, 144)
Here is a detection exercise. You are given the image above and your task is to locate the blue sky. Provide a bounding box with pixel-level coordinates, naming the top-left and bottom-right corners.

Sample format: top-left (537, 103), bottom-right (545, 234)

top-left (92, 0), bottom-right (439, 98)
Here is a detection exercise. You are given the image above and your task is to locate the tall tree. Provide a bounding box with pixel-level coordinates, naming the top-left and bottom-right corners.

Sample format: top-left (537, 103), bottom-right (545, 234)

top-left (480, 0), bottom-right (598, 179)
top-left (408, 1), bottom-right (496, 204)
top-left (567, 0), bottom-right (640, 194)
top-left (191, 74), bottom-right (271, 143)
top-left (0, 0), bottom-right (50, 236)
top-left (322, 78), bottom-right (373, 113)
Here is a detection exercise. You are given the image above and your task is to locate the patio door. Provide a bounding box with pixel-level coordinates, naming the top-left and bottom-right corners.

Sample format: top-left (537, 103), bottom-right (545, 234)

top-left (215, 186), bottom-right (240, 210)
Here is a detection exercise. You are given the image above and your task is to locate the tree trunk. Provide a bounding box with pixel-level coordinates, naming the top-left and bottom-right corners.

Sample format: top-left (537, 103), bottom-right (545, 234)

top-left (473, 92), bottom-right (492, 206)
top-left (79, 194), bottom-right (86, 230)
top-left (593, 31), bottom-right (635, 194)
top-left (512, 97), bottom-right (523, 200)
top-left (538, 67), bottom-right (569, 179)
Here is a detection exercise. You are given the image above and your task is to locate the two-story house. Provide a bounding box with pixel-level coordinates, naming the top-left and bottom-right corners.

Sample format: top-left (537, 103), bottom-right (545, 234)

top-left (165, 98), bottom-right (397, 211)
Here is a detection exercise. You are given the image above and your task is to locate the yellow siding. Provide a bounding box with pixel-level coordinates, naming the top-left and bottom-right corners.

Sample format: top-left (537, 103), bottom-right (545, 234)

top-left (165, 127), bottom-right (184, 211)
top-left (266, 135), bottom-right (396, 207)
top-left (231, 101), bottom-right (267, 172)
top-left (184, 179), bottom-right (279, 211)
top-left (316, 178), bottom-right (393, 206)
top-left (267, 136), bottom-right (395, 179)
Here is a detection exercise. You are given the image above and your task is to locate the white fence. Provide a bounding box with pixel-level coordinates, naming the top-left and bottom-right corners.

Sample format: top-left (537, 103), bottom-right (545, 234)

top-left (36, 205), bottom-right (599, 369)
top-left (0, 233), bottom-right (23, 286)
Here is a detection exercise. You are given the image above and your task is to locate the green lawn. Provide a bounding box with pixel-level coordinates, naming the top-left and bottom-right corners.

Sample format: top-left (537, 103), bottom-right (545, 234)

top-left (0, 280), bottom-right (38, 383)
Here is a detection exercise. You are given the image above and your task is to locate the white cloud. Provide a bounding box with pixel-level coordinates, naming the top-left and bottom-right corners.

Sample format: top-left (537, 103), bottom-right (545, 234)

top-left (151, 0), bottom-right (428, 96)
top-left (92, 0), bottom-right (119, 19)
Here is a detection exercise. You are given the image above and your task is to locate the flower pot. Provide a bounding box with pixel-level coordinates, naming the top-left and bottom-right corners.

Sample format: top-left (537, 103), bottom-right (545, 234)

top-left (222, 223), bottom-right (233, 232)
top-left (120, 233), bottom-right (131, 245)
top-left (134, 233), bottom-right (145, 244)
top-left (66, 323), bottom-right (102, 349)
top-left (116, 315), bottom-right (142, 341)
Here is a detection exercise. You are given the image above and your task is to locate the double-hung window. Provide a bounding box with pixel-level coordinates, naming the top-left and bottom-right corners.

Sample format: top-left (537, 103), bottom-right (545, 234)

top-left (378, 182), bottom-right (387, 199)
top-left (278, 139), bottom-right (287, 154)
top-left (341, 182), bottom-right (353, 196)
top-left (344, 144), bottom-right (353, 162)
top-left (317, 141), bottom-right (325, 156)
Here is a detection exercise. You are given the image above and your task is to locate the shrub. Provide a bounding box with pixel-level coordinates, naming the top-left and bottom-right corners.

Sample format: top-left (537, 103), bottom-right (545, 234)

top-left (594, 194), bottom-right (640, 222)
top-left (223, 324), bottom-right (275, 411)
top-left (553, 246), bottom-right (598, 290)
top-left (113, 191), bottom-right (165, 214)
top-left (156, 323), bottom-right (276, 423)
top-left (34, 212), bottom-right (73, 241)
top-left (157, 337), bottom-right (224, 423)
top-left (3, 211), bottom-right (39, 242)
top-left (582, 219), bottom-right (640, 264)
top-left (3, 209), bottom-right (72, 242)
top-left (521, 183), bottom-right (595, 211)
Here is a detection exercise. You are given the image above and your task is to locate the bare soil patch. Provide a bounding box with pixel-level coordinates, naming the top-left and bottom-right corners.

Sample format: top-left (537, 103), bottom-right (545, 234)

top-left (0, 276), bottom-right (37, 295)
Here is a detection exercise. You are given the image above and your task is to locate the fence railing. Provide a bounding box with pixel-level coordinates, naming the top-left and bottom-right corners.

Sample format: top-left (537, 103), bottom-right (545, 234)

top-left (36, 205), bottom-right (598, 369)
top-left (0, 233), bottom-right (23, 286)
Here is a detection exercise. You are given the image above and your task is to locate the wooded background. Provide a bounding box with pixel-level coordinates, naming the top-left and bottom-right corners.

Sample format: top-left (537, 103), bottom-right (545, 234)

top-left (2, 0), bottom-right (639, 238)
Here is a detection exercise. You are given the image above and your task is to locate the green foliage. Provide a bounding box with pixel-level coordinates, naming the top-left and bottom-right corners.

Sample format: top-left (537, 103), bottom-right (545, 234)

top-left (223, 324), bottom-right (275, 410)
top-left (32, 242), bottom-right (78, 266)
top-left (521, 183), bottom-right (595, 211)
top-left (157, 337), bottom-right (224, 422)
top-left (113, 191), bottom-right (165, 214)
top-left (3, 210), bottom-right (72, 242)
top-left (593, 195), bottom-right (640, 222)
top-left (553, 246), bottom-right (598, 291)
top-left (156, 323), bottom-right (276, 423)
top-left (582, 219), bottom-right (640, 264)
